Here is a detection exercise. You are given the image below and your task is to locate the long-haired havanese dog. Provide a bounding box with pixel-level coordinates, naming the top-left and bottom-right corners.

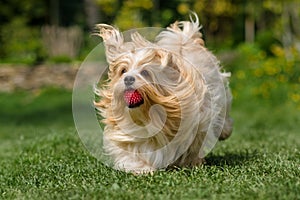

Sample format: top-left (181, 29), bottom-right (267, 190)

top-left (94, 14), bottom-right (233, 174)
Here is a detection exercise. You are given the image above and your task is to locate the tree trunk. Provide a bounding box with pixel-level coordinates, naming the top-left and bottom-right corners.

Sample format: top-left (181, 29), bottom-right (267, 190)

top-left (245, 16), bottom-right (255, 43)
top-left (50, 0), bottom-right (59, 26)
top-left (84, 0), bottom-right (100, 29)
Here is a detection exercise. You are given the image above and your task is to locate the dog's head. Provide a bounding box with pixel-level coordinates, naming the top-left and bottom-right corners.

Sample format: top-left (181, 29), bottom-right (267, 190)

top-left (94, 25), bottom-right (205, 141)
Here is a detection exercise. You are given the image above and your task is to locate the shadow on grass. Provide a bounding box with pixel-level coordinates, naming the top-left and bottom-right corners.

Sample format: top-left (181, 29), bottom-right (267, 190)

top-left (205, 149), bottom-right (259, 167)
top-left (0, 88), bottom-right (74, 126)
top-left (164, 149), bottom-right (260, 174)
top-left (1, 103), bottom-right (73, 125)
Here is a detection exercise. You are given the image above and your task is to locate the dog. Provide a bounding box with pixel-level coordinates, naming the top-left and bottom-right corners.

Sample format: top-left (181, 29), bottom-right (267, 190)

top-left (94, 14), bottom-right (233, 174)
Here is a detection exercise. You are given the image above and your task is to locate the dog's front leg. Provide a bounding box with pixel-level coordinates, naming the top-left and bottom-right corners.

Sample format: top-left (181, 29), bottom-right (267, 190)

top-left (113, 152), bottom-right (156, 175)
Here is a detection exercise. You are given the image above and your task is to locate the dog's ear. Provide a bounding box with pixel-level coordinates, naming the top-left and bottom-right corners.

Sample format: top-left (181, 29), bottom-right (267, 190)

top-left (94, 24), bottom-right (125, 64)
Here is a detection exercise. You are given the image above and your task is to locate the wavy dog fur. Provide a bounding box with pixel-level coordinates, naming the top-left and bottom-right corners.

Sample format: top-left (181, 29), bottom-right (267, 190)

top-left (94, 14), bottom-right (233, 174)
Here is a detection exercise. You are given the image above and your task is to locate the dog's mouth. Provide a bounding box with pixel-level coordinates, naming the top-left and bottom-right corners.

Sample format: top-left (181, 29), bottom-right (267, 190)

top-left (124, 89), bottom-right (144, 108)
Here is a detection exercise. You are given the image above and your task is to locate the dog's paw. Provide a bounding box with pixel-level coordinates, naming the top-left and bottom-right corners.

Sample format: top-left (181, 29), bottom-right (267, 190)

top-left (127, 165), bottom-right (156, 175)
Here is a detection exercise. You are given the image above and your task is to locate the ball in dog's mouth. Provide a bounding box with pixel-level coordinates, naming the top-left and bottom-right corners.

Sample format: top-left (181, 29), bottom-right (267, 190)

top-left (124, 89), bottom-right (144, 108)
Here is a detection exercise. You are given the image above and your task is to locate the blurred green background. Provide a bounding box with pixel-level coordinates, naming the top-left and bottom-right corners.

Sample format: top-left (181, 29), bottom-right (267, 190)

top-left (0, 0), bottom-right (299, 109)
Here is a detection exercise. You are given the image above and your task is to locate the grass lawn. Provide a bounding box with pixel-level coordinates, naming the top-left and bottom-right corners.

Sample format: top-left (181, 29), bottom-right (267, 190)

top-left (0, 88), bottom-right (299, 200)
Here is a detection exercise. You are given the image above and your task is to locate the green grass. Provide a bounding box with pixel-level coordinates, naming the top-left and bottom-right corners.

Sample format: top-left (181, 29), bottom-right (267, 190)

top-left (0, 88), bottom-right (299, 200)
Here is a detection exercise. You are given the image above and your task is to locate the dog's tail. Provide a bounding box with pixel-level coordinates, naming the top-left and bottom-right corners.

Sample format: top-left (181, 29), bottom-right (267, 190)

top-left (156, 13), bottom-right (205, 53)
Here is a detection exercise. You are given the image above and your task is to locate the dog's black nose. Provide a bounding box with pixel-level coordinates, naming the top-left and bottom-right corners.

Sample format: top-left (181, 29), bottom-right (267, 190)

top-left (124, 76), bottom-right (135, 86)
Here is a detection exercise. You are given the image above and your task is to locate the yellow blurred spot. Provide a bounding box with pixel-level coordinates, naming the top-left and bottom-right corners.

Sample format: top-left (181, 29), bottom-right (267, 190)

top-left (194, 1), bottom-right (205, 12)
top-left (232, 90), bottom-right (238, 98)
top-left (263, 60), bottom-right (280, 76)
top-left (254, 68), bottom-right (263, 77)
top-left (97, 0), bottom-right (118, 14)
top-left (277, 75), bottom-right (287, 83)
top-left (271, 45), bottom-right (285, 57)
top-left (141, 0), bottom-right (153, 9)
top-left (236, 70), bottom-right (246, 79)
top-left (285, 61), bottom-right (294, 74)
top-left (259, 51), bottom-right (267, 59)
top-left (177, 3), bottom-right (190, 15)
top-left (291, 94), bottom-right (300, 103)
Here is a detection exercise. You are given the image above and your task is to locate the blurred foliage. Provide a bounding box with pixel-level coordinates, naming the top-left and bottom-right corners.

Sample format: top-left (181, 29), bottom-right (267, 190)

top-left (0, 0), bottom-right (47, 25)
top-left (0, 18), bottom-right (46, 65)
top-left (48, 56), bottom-right (73, 64)
top-left (0, 0), bottom-right (85, 64)
top-left (0, 0), bottom-right (299, 74)
top-left (0, 0), bottom-right (299, 114)
top-left (229, 43), bottom-right (300, 110)
top-left (95, 0), bottom-right (299, 46)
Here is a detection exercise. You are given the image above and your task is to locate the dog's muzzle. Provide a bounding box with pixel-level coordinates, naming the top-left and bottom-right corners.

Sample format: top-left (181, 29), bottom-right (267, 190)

top-left (123, 89), bottom-right (144, 108)
top-left (123, 75), bottom-right (144, 108)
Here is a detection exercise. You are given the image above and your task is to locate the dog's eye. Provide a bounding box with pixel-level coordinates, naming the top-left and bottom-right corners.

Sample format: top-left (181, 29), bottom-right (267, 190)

top-left (141, 70), bottom-right (149, 77)
top-left (120, 68), bottom-right (127, 75)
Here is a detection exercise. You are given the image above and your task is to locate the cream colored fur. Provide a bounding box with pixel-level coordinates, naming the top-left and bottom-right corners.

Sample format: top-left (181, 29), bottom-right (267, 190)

top-left (94, 14), bottom-right (233, 174)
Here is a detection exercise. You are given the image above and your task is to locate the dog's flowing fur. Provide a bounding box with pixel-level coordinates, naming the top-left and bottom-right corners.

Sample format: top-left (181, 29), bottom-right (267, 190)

top-left (94, 15), bottom-right (233, 174)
